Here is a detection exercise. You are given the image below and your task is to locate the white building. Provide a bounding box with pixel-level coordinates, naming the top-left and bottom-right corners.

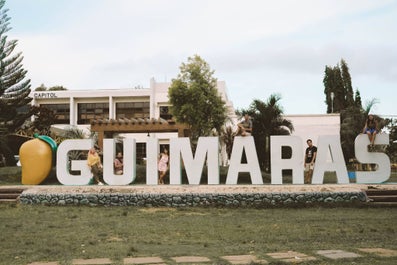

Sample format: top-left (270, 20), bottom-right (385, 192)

top-left (285, 114), bottom-right (340, 144)
top-left (30, 78), bottom-right (237, 161)
top-left (285, 114), bottom-right (340, 160)
top-left (31, 78), bottom-right (236, 129)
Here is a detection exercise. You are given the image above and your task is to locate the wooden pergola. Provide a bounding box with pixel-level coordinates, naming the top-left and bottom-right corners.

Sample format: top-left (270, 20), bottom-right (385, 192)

top-left (90, 118), bottom-right (190, 150)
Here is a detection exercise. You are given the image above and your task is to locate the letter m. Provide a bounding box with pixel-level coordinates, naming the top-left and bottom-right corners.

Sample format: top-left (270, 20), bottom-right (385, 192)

top-left (170, 137), bottom-right (219, 184)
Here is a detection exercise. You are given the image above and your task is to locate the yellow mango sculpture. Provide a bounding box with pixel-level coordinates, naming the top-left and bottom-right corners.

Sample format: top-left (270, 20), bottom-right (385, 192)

top-left (19, 135), bottom-right (57, 185)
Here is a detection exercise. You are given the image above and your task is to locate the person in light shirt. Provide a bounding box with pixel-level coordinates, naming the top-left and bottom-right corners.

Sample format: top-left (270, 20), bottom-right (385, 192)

top-left (158, 148), bottom-right (169, 184)
top-left (114, 152), bottom-right (124, 175)
top-left (87, 148), bottom-right (103, 185)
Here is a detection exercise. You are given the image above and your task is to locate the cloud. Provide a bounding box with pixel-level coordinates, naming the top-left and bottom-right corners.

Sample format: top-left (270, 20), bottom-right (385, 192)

top-left (6, 0), bottom-right (397, 115)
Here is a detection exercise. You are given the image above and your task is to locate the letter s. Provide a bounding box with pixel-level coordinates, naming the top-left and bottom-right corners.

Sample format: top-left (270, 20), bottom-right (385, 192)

top-left (354, 134), bottom-right (390, 183)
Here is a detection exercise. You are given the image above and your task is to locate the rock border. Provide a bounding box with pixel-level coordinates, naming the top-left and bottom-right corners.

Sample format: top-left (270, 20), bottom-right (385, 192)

top-left (18, 185), bottom-right (370, 207)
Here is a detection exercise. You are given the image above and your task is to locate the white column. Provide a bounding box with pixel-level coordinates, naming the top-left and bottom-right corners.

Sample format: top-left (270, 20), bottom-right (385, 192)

top-left (150, 77), bottom-right (156, 118)
top-left (109, 96), bottom-right (114, 119)
top-left (70, 97), bottom-right (75, 125)
top-left (31, 97), bottom-right (36, 122)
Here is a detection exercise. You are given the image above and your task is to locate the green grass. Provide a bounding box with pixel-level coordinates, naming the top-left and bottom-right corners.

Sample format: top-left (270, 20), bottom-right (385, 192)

top-left (0, 205), bottom-right (396, 264)
top-left (0, 166), bottom-right (22, 185)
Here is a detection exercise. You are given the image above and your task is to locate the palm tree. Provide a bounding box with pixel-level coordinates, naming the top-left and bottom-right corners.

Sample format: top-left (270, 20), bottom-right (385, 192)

top-left (220, 125), bottom-right (235, 162)
top-left (61, 126), bottom-right (87, 140)
top-left (57, 126), bottom-right (88, 174)
top-left (242, 94), bottom-right (294, 171)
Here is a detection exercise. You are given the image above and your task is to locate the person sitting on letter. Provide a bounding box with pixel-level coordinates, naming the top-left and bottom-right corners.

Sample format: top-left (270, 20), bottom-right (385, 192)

top-left (236, 114), bottom-right (253, 136)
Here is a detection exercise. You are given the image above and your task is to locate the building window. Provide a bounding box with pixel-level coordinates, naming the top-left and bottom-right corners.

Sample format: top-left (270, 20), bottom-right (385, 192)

top-left (159, 106), bottom-right (172, 120)
top-left (78, 103), bottom-right (109, 124)
top-left (116, 102), bottom-right (149, 119)
top-left (40, 104), bottom-right (70, 124)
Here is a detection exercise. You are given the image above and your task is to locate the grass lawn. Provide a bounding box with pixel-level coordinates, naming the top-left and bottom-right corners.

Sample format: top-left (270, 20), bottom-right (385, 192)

top-left (0, 205), bottom-right (396, 265)
top-left (1, 166), bottom-right (396, 264)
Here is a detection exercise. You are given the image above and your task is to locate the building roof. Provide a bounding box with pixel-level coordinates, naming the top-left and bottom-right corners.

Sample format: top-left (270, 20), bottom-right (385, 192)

top-left (90, 118), bottom-right (190, 150)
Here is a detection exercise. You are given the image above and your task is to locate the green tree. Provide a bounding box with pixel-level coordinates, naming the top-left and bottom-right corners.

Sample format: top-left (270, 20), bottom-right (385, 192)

top-left (323, 59), bottom-right (385, 162)
top-left (49, 85), bottom-right (67, 91)
top-left (340, 59), bottom-right (354, 107)
top-left (323, 59), bottom-right (354, 113)
top-left (340, 98), bottom-right (381, 161)
top-left (0, 0), bottom-right (32, 165)
top-left (14, 105), bottom-right (56, 138)
top-left (354, 89), bottom-right (362, 108)
top-left (31, 105), bottom-right (57, 136)
top-left (220, 125), bottom-right (234, 160)
top-left (168, 55), bottom-right (228, 142)
top-left (35, 84), bottom-right (47, 91)
top-left (340, 106), bottom-right (365, 161)
top-left (241, 94), bottom-right (294, 171)
top-left (385, 118), bottom-right (397, 163)
top-left (34, 84), bottom-right (67, 91)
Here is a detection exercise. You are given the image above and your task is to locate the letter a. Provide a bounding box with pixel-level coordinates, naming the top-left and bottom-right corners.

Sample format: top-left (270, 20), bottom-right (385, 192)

top-left (226, 136), bottom-right (262, 184)
top-left (312, 135), bottom-right (349, 184)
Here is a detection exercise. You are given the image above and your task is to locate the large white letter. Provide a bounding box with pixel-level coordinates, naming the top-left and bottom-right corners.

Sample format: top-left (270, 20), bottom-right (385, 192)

top-left (169, 137), bottom-right (219, 185)
top-left (270, 136), bottom-right (304, 184)
top-left (355, 133), bottom-right (390, 183)
top-left (146, 137), bottom-right (159, 185)
top-left (57, 139), bottom-right (92, 185)
top-left (226, 136), bottom-right (262, 184)
top-left (312, 135), bottom-right (349, 184)
top-left (103, 138), bottom-right (136, 185)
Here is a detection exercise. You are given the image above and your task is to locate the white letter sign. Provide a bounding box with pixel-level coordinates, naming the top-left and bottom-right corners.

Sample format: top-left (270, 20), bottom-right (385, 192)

top-left (103, 138), bottom-right (136, 185)
top-left (169, 137), bottom-right (219, 185)
top-left (355, 133), bottom-right (390, 183)
top-left (57, 139), bottom-right (92, 185)
top-left (270, 136), bottom-right (304, 184)
top-left (146, 137), bottom-right (159, 185)
top-left (51, 134), bottom-right (391, 186)
top-left (312, 135), bottom-right (349, 184)
top-left (226, 136), bottom-right (263, 184)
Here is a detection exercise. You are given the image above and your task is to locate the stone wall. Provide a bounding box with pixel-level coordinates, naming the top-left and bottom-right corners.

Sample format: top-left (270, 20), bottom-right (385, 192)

top-left (19, 191), bottom-right (368, 207)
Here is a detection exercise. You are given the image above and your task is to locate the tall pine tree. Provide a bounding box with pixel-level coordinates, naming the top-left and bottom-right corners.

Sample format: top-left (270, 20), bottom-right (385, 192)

top-left (0, 0), bottom-right (32, 164)
top-left (340, 59), bottom-right (354, 107)
top-left (323, 59), bottom-right (355, 113)
top-left (324, 59), bottom-right (382, 161)
top-left (354, 89), bottom-right (362, 108)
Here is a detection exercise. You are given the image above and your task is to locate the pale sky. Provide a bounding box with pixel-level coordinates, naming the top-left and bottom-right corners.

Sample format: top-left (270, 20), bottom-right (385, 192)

top-left (5, 0), bottom-right (397, 116)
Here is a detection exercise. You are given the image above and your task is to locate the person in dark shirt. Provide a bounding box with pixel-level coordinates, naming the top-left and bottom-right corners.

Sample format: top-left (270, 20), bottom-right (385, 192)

top-left (304, 139), bottom-right (317, 184)
top-left (362, 114), bottom-right (378, 150)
